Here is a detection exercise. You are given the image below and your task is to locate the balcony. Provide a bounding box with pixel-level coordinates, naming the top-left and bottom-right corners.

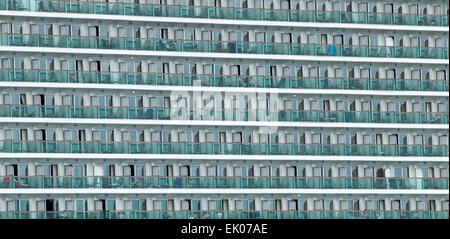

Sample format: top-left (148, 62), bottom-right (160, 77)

top-left (1, 33), bottom-right (448, 59)
top-left (0, 0), bottom-right (448, 27)
top-left (0, 140), bottom-right (448, 157)
top-left (0, 210), bottom-right (448, 219)
top-left (1, 69), bottom-right (448, 92)
top-left (1, 176), bottom-right (448, 190)
top-left (0, 104), bottom-right (448, 125)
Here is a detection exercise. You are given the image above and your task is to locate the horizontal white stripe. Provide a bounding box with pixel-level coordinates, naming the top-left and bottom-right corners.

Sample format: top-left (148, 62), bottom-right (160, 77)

top-left (0, 153), bottom-right (447, 163)
top-left (0, 117), bottom-right (448, 129)
top-left (0, 81), bottom-right (448, 97)
top-left (0, 188), bottom-right (447, 195)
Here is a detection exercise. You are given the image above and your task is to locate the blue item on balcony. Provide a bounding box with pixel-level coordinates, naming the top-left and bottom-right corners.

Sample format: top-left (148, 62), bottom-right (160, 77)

top-left (328, 45), bottom-right (336, 56)
top-left (174, 177), bottom-right (183, 188)
top-left (146, 108), bottom-right (153, 119)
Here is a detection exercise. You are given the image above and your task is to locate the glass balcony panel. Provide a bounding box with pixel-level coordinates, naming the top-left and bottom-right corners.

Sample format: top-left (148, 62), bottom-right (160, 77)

top-left (1, 33), bottom-right (448, 59)
top-left (1, 1), bottom-right (448, 27)
top-left (1, 69), bottom-right (447, 92)
top-left (0, 140), bottom-right (448, 157)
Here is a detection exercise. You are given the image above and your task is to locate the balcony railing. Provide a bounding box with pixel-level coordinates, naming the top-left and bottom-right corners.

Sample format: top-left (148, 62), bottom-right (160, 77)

top-left (1, 69), bottom-right (448, 92)
top-left (1, 210), bottom-right (448, 219)
top-left (1, 33), bottom-right (448, 59)
top-left (1, 176), bottom-right (448, 190)
top-left (0, 104), bottom-right (448, 125)
top-left (0, 0), bottom-right (448, 27)
top-left (0, 140), bottom-right (448, 157)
